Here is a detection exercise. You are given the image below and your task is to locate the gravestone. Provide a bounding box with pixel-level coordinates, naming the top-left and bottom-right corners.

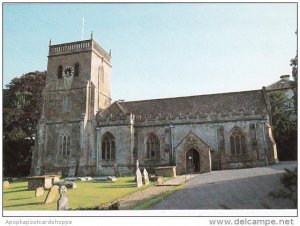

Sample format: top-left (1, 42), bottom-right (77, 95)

top-left (57, 186), bottom-right (69, 210)
top-left (135, 160), bottom-right (143, 188)
top-left (35, 187), bottom-right (44, 197)
top-left (3, 181), bottom-right (9, 189)
top-left (143, 169), bottom-right (149, 185)
top-left (68, 166), bottom-right (76, 177)
top-left (44, 185), bottom-right (59, 204)
top-left (53, 181), bottom-right (77, 189)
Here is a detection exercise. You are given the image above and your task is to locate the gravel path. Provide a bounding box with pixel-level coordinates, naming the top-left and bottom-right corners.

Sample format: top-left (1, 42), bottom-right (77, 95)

top-left (151, 161), bottom-right (296, 209)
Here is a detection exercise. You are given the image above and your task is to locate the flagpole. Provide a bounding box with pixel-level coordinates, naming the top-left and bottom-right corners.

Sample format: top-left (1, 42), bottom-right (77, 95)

top-left (81, 16), bottom-right (84, 40)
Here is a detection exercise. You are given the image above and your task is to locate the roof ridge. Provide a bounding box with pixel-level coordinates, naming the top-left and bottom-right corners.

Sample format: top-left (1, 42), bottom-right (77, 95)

top-left (115, 101), bottom-right (127, 114)
top-left (122, 89), bottom-right (262, 104)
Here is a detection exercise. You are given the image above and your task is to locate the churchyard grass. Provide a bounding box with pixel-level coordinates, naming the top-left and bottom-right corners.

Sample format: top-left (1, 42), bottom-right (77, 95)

top-left (4, 177), bottom-right (152, 210)
top-left (132, 184), bottom-right (184, 210)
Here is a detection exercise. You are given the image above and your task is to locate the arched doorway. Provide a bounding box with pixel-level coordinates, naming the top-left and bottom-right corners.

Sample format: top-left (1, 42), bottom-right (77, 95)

top-left (186, 149), bottom-right (200, 173)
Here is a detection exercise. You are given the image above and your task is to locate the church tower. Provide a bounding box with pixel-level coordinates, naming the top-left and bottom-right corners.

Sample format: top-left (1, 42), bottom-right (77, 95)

top-left (31, 35), bottom-right (112, 176)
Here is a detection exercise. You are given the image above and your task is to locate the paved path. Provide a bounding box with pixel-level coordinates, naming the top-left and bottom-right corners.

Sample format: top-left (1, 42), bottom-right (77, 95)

top-left (119, 174), bottom-right (197, 210)
top-left (151, 161), bottom-right (296, 209)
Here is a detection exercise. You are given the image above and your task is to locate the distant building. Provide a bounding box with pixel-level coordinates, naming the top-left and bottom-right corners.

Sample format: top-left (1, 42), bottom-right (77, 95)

top-left (266, 75), bottom-right (295, 112)
top-left (31, 37), bottom-right (278, 177)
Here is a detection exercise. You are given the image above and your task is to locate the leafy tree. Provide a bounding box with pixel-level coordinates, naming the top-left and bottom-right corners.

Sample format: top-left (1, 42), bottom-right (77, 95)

top-left (3, 71), bottom-right (46, 177)
top-left (290, 54), bottom-right (297, 113)
top-left (269, 92), bottom-right (297, 160)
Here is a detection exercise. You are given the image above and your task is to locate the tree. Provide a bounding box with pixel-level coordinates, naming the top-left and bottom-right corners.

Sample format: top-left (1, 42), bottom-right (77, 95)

top-left (3, 71), bottom-right (46, 177)
top-left (270, 167), bottom-right (297, 208)
top-left (269, 92), bottom-right (297, 160)
top-left (290, 54), bottom-right (297, 113)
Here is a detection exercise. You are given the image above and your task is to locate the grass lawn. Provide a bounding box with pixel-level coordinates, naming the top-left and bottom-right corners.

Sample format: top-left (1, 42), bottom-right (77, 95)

top-left (4, 177), bottom-right (151, 211)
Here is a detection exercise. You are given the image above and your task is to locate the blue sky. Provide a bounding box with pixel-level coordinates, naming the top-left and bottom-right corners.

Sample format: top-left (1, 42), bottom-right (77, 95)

top-left (3, 3), bottom-right (297, 101)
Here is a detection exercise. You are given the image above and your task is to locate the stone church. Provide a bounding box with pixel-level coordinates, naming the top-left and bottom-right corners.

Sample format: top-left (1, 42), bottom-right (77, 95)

top-left (31, 37), bottom-right (278, 177)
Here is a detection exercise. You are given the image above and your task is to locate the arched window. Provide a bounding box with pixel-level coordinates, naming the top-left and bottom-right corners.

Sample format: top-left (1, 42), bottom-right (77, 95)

top-left (101, 132), bottom-right (115, 160)
top-left (74, 63), bottom-right (80, 77)
top-left (60, 134), bottom-right (71, 156)
top-left (57, 65), bottom-right (63, 79)
top-left (98, 66), bottom-right (104, 83)
top-left (146, 133), bottom-right (160, 159)
top-left (229, 127), bottom-right (246, 155)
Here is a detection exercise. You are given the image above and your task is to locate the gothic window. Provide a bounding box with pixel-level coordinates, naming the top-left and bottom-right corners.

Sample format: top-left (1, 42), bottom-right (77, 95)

top-left (101, 132), bottom-right (115, 160)
top-left (58, 65), bottom-right (63, 79)
top-left (98, 66), bottom-right (104, 83)
top-left (229, 127), bottom-right (246, 155)
top-left (74, 63), bottom-right (80, 77)
top-left (146, 133), bottom-right (160, 159)
top-left (60, 134), bottom-right (71, 156)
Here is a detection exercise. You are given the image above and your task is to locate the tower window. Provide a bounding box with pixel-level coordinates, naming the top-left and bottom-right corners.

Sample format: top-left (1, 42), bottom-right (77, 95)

top-left (60, 134), bottom-right (71, 156)
top-left (98, 66), bottom-right (104, 83)
top-left (57, 65), bottom-right (63, 79)
top-left (74, 63), bottom-right (80, 77)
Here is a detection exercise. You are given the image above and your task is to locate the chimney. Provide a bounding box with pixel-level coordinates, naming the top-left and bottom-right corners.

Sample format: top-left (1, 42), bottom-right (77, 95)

top-left (280, 75), bottom-right (290, 81)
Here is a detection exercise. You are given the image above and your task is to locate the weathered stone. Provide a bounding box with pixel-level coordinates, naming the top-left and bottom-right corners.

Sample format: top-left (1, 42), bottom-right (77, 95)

top-left (136, 160), bottom-right (143, 188)
top-left (93, 176), bottom-right (117, 182)
top-left (154, 166), bottom-right (176, 177)
top-left (3, 181), bottom-right (9, 189)
top-left (31, 37), bottom-right (279, 178)
top-left (44, 185), bottom-right (59, 204)
top-left (27, 175), bottom-right (60, 190)
top-left (57, 186), bottom-right (69, 210)
top-left (143, 169), bottom-right (149, 185)
top-left (149, 176), bottom-right (163, 183)
top-left (35, 187), bottom-right (44, 197)
top-left (64, 177), bottom-right (79, 182)
top-left (53, 181), bottom-right (77, 189)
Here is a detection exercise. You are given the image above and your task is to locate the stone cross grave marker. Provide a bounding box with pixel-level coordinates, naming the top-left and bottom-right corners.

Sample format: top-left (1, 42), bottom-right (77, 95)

top-left (143, 168), bottom-right (149, 185)
top-left (44, 185), bottom-right (59, 204)
top-left (57, 185), bottom-right (69, 210)
top-left (35, 187), bottom-right (44, 197)
top-left (136, 160), bottom-right (143, 188)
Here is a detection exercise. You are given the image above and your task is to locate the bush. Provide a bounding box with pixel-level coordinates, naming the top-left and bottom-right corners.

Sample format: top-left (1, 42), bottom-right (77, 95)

top-left (269, 167), bottom-right (297, 208)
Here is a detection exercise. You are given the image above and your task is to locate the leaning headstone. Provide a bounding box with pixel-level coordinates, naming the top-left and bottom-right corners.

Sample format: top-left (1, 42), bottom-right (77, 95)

top-left (35, 187), bottom-right (44, 197)
top-left (143, 169), bottom-right (150, 185)
top-left (44, 185), bottom-right (59, 204)
top-left (57, 185), bottom-right (69, 210)
top-left (135, 160), bottom-right (143, 188)
top-left (3, 181), bottom-right (9, 189)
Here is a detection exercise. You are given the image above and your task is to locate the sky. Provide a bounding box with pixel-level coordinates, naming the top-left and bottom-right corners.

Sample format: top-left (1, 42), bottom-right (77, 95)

top-left (3, 3), bottom-right (297, 102)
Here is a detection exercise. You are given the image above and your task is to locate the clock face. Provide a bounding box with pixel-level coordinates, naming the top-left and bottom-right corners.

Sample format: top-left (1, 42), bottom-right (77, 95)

top-left (64, 66), bottom-right (74, 78)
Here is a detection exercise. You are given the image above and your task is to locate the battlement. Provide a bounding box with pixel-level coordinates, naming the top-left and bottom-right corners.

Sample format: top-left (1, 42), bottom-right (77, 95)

top-left (49, 39), bottom-right (111, 63)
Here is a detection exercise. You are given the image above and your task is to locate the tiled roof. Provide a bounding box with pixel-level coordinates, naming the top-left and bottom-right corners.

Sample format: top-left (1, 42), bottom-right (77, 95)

top-left (99, 89), bottom-right (267, 119)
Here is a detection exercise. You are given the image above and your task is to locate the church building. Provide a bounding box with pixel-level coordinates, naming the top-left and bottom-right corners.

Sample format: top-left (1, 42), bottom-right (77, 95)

top-left (31, 37), bottom-right (278, 176)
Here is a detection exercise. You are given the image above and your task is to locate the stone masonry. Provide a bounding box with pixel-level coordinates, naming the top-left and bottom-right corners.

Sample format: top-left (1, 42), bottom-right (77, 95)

top-left (31, 36), bottom-right (278, 177)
